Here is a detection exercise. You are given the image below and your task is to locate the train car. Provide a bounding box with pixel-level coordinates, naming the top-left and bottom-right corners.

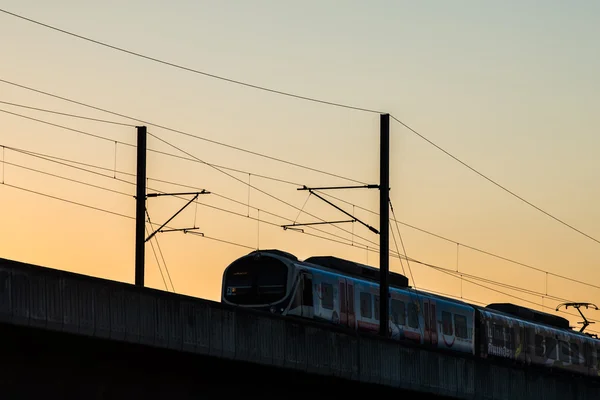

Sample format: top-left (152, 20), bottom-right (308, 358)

top-left (477, 303), bottom-right (600, 377)
top-left (222, 249), bottom-right (476, 356)
top-left (221, 249), bottom-right (600, 377)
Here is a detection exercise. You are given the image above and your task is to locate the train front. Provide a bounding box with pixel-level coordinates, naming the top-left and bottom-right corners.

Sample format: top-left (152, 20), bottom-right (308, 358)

top-left (221, 250), bottom-right (293, 314)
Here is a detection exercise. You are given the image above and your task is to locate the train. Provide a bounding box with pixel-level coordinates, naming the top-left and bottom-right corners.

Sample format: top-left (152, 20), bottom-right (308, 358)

top-left (221, 249), bottom-right (600, 378)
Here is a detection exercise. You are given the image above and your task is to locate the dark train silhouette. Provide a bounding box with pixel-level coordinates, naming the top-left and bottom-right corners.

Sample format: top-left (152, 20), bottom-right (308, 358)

top-left (221, 249), bottom-right (600, 377)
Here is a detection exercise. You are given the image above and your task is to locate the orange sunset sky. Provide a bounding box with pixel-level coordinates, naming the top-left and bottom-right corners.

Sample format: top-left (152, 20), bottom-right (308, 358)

top-left (1, 1), bottom-right (599, 332)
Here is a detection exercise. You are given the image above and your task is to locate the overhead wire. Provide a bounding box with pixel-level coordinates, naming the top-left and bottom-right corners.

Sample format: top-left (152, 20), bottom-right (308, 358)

top-left (322, 191), bottom-right (600, 292)
top-left (146, 130), bottom-right (381, 247)
top-left (389, 115), bottom-right (600, 246)
top-left (7, 91), bottom-right (590, 294)
top-left (4, 144), bottom-right (383, 253)
top-left (48, 130), bottom-right (600, 294)
top-left (2, 9), bottom-right (597, 246)
top-left (2, 8), bottom-right (595, 243)
top-left (3, 173), bottom-right (597, 326)
top-left (0, 9), bottom-right (383, 115)
top-left (0, 7), bottom-right (597, 322)
top-left (4, 76), bottom-right (596, 251)
top-left (0, 78), bottom-right (368, 185)
top-left (6, 143), bottom-right (597, 315)
top-left (145, 209), bottom-right (175, 292)
top-left (0, 99), bottom-right (135, 126)
top-left (424, 261), bottom-right (600, 327)
top-left (145, 224), bottom-right (169, 292)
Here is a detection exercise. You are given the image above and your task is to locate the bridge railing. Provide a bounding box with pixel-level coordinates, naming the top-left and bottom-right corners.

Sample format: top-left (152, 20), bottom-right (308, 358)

top-left (0, 258), bottom-right (597, 399)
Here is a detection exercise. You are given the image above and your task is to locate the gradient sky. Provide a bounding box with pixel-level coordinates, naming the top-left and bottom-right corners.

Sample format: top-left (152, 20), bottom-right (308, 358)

top-left (1, 1), bottom-right (599, 331)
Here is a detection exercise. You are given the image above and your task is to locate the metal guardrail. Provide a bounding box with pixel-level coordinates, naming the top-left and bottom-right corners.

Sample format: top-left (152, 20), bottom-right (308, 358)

top-left (0, 257), bottom-right (598, 399)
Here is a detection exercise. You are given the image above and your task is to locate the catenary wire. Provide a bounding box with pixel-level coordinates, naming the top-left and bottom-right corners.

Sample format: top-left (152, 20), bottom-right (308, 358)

top-left (7, 141), bottom-right (600, 301)
top-left (6, 73), bottom-right (593, 251)
top-left (0, 9), bottom-right (383, 115)
top-left (145, 209), bottom-right (175, 292)
top-left (9, 142), bottom-right (599, 302)
top-left (147, 131), bottom-right (380, 246)
top-left (322, 191), bottom-right (600, 292)
top-left (6, 146), bottom-right (382, 251)
top-left (0, 77), bottom-right (368, 185)
top-left (0, 99), bottom-right (135, 126)
top-left (145, 224), bottom-right (169, 292)
top-left (390, 114), bottom-right (600, 246)
top-left (2, 178), bottom-right (596, 326)
top-left (0, 9), bottom-right (594, 244)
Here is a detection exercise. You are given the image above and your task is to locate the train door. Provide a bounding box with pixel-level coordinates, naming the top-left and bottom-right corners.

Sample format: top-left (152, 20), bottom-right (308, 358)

top-left (301, 273), bottom-right (313, 318)
top-left (423, 301), bottom-right (431, 345)
top-left (339, 280), bottom-right (347, 325)
top-left (423, 300), bottom-right (438, 347)
top-left (429, 302), bottom-right (438, 346)
top-left (347, 281), bottom-right (356, 329)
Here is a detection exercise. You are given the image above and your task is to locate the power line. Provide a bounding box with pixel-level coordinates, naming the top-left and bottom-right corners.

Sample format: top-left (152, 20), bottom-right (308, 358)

top-left (0, 83), bottom-right (368, 185)
top-left (145, 209), bottom-right (175, 292)
top-left (419, 287), bottom-right (600, 335)
top-left (4, 173), bottom-right (596, 326)
top-left (0, 180), bottom-right (255, 253)
top-left (3, 8), bottom-right (597, 249)
top-left (146, 131), bottom-right (380, 246)
top-left (11, 140), bottom-right (599, 307)
top-left (0, 100), bottom-right (135, 126)
top-left (0, 8), bottom-right (383, 115)
top-left (145, 224), bottom-right (169, 292)
top-left (390, 114), bottom-right (600, 246)
top-left (390, 198), bottom-right (416, 288)
top-left (6, 144), bottom-right (382, 252)
top-left (3, 159), bottom-right (132, 197)
top-left (322, 191), bottom-right (600, 292)
top-left (2, 182), bottom-right (134, 220)
top-left (426, 262), bottom-right (600, 327)
top-left (9, 139), bottom-right (600, 299)
top-left (0, 107), bottom-right (124, 144)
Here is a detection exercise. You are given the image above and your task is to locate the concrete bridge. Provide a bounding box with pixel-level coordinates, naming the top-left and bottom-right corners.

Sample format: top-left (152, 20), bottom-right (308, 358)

top-left (0, 257), bottom-right (597, 399)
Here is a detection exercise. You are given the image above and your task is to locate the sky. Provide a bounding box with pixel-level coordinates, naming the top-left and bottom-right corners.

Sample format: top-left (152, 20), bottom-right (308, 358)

top-left (1, 1), bottom-right (599, 331)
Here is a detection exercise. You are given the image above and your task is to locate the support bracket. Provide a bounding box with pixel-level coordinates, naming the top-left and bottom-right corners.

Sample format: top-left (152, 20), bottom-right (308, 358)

top-left (145, 190), bottom-right (210, 242)
top-left (283, 185), bottom-right (380, 234)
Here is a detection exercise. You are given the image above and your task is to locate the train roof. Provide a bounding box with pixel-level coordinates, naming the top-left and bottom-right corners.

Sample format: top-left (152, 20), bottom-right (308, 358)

top-left (484, 303), bottom-right (571, 330)
top-left (246, 249), bottom-right (298, 261)
top-left (303, 255), bottom-right (409, 288)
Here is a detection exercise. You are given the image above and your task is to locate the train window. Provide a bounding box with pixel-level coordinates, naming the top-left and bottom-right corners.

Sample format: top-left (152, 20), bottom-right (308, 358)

top-left (424, 304), bottom-right (430, 330)
top-left (340, 283), bottom-right (347, 314)
top-left (391, 299), bottom-right (405, 325)
top-left (348, 285), bottom-right (354, 312)
top-left (373, 295), bottom-right (380, 321)
top-left (321, 283), bottom-right (334, 310)
top-left (583, 342), bottom-right (592, 367)
top-left (407, 302), bottom-right (419, 329)
top-left (360, 292), bottom-right (372, 319)
top-left (571, 342), bottom-right (580, 365)
top-left (454, 314), bottom-right (468, 339)
top-left (492, 324), bottom-right (504, 347)
top-left (559, 340), bottom-right (570, 362)
top-left (535, 334), bottom-right (545, 357)
top-left (546, 337), bottom-right (557, 360)
top-left (303, 276), bottom-right (313, 307)
top-left (442, 311), bottom-right (453, 336)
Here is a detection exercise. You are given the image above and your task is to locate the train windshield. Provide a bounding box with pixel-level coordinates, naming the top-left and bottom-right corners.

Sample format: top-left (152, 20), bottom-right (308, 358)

top-left (223, 255), bottom-right (288, 305)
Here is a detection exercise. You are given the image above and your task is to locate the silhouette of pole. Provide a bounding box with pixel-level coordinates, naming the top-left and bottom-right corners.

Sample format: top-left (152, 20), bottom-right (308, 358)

top-left (379, 113), bottom-right (390, 337)
top-left (135, 126), bottom-right (147, 287)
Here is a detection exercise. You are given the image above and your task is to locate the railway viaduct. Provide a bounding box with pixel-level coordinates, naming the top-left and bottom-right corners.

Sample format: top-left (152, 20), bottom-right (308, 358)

top-left (0, 257), bottom-right (598, 399)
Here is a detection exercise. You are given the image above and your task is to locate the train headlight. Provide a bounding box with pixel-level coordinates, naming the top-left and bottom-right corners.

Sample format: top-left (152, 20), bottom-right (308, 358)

top-left (270, 306), bottom-right (276, 313)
